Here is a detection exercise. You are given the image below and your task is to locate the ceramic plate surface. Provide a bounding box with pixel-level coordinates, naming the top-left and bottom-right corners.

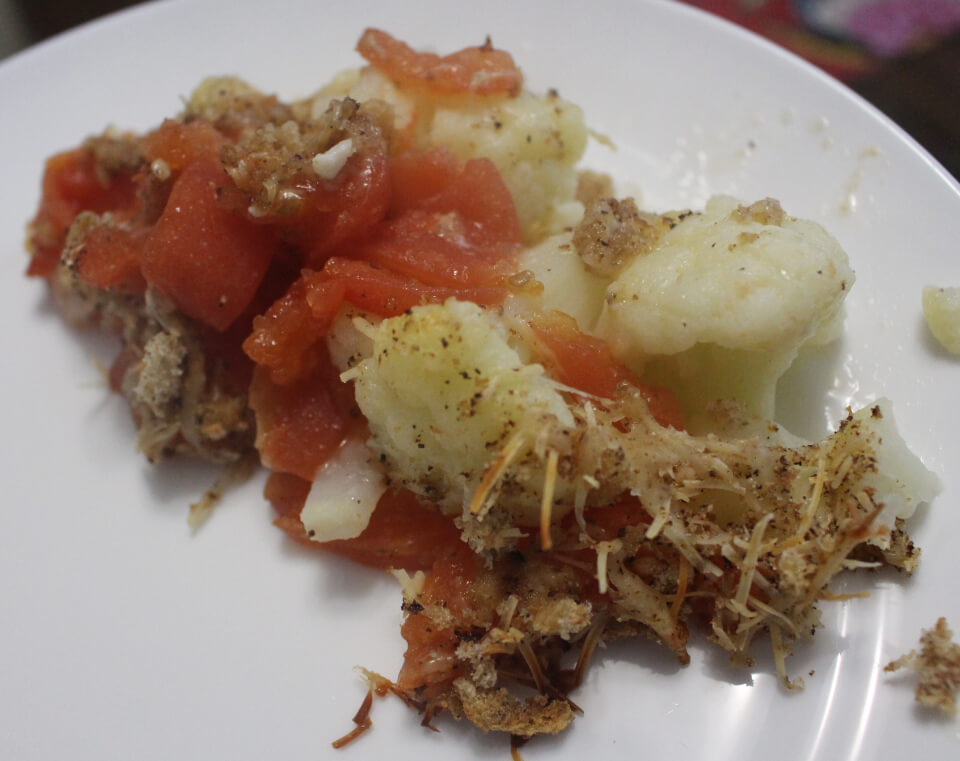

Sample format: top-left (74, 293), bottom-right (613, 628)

top-left (2, 1), bottom-right (959, 758)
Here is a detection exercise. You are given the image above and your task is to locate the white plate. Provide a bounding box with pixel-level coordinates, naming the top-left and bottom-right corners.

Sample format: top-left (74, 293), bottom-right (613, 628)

top-left (2, 1), bottom-right (959, 759)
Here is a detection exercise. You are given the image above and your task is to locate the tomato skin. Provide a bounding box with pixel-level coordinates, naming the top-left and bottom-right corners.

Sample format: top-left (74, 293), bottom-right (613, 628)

top-left (356, 28), bottom-right (523, 97)
top-left (142, 157), bottom-right (280, 331)
top-left (528, 311), bottom-right (685, 430)
top-left (249, 347), bottom-right (356, 482)
top-left (27, 148), bottom-right (138, 277)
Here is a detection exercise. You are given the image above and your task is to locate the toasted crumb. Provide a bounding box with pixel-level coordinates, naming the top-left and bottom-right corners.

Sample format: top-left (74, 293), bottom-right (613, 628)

top-left (886, 618), bottom-right (960, 715)
top-left (574, 170), bottom-right (614, 207)
top-left (572, 197), bottom-right (675, 277)
top-left (453, 679), bottom-right (574, 736)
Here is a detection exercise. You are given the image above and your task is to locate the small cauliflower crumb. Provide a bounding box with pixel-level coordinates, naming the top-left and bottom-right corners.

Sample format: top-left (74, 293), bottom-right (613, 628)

top-left (922, 286), bottom-right (960, 355)
top-left (886, 618), bottom-right (960, 716)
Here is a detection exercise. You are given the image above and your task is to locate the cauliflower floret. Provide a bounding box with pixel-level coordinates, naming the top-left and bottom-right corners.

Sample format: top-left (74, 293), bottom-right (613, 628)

top-left (515, 231), bottom-right (608, 332)
top-left (352, 300), bottom-right (574, 519)
top-left (922, 286), bottom-right (960, 355)
top-left (306, 66), bottom-right (417, 132)
top-left (848, 401), bottom-right (940, 536)
top-left (595, 196), bottom-right (853, 422)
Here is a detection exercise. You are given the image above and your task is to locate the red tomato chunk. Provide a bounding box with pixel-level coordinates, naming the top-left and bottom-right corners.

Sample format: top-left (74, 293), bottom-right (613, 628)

top-left (142, 157), bottom-right (280, 331)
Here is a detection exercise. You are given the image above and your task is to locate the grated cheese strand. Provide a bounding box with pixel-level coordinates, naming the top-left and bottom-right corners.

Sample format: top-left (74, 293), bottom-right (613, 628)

top-left (670, 558), bottom-right (690, 621)
top-left (540, 449), bottom-right (559, 549)
top-left (469, 432), bottom-right (528, 516)
top-left (734, 513), bottom-right (774, 608)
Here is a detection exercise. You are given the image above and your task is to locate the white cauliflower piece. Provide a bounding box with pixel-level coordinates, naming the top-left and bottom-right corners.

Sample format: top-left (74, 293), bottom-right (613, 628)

top-left (351, 300), bottom-right (574, 520)
top-left (307, 66), bottom-right (417, 132)
top-left (326, 307), bottom-right (378, 374)
top-left (300, 438), bottom-right (387, 542)
top-left (849, 400), bottom-right (940, 536)
top-left (922, 286), bottom-right (960, 355)
top-left (515, 231), bottom-right (608, 332)
top-left (595, 196), bottom-right (854, 421)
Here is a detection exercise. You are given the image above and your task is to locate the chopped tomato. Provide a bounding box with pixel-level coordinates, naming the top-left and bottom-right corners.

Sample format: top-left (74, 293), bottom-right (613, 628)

top-left (528, 311), bottom-right (685, 430)
top-left (304, 258), bottom-right (507, 318)
top-left (265, 471), bottom-right (312, 523)
top-left (396, 614), bottom-right (463, 696)
top-left (72, 225), bottom-right (147, 293)
top-left (142, 157), bottom-right (280, 331)
top-left (292, 149), bottom-right (392, 269)
top-left (142, 119), bottom-right (227, 172)
top-left (27, 148), bottom-right (138, 277)
top-left (357, 28), bottom-right (523, 97)
top-left (351, 153), bottom-right (522, 288)
top-left (265, 474), bottom-right (463, 572)
top-left (248, 348), bottom-right (356, 482)
top-left (388, 148), bottom-right (461, 211)
top-left (405, 156), bottom-right (522, 247)
top-left (244, 277), bottom-right (345, 386)
top-left (322, 490), bottom-right (463, 571)
top-left (396, 541), bottom-right (481, 693)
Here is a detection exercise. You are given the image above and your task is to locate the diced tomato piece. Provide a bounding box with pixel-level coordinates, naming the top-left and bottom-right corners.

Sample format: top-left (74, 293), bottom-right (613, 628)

top-left (243, 277), bottom-right (345, 386)
top-left (351, 213), bottom-right (508, 288)
top-left (142, 119), bottom-right (227, 172)
top-left (249, 348), bottom-right (356, 482)
top-left (305, 259), bottom-right (507, 318)
top-left (346, 151), bottom-right (521, 288)
top-left (73, 225), bottom-right (147, 293)
top-left (396, 614), bottom-right (463, 695)
top-left (409, 156), bottom-right (522, 246)
top-left (528, 311), bottom-right (685, 430)
top-left (321, 490), bottom-right (463, 571)
top-left (265, 471), bottom-right (313, 521)
top-left (27, 148), bottom-right (138, 277)
top-left (142, 157), bottom-right (280, 331)
top-left (388, 148), bottom-right (461, 212)
top-left (396, 541), bottom-right (481, 693)
top-left (265, 474), bottom-right (464, 572)
top-left (295, 148), bottom-right (392, 268)
top-left (357, 28), bottom-right (523, 97)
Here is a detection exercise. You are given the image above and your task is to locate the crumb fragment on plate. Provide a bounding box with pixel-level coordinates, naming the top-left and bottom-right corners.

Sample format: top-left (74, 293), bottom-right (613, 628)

top-left (885, 617), bottom-right (960, 716)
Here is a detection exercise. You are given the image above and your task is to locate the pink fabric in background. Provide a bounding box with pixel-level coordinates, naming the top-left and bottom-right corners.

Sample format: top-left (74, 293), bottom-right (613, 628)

top-left (846, 0), bottom-right (960, 56)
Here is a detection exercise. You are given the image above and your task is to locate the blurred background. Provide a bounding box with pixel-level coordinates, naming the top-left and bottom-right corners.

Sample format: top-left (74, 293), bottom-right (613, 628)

top-left (0, 0), bottom-right (957, 180)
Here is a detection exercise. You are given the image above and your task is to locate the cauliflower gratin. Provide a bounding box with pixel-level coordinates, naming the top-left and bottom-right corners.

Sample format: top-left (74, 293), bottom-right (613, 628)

top-left (26, 29), bottom-right (938, 746)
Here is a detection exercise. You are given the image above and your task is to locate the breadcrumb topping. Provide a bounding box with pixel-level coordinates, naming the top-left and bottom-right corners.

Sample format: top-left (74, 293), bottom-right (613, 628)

top-left (886, 618), bottom-right (960, 715)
